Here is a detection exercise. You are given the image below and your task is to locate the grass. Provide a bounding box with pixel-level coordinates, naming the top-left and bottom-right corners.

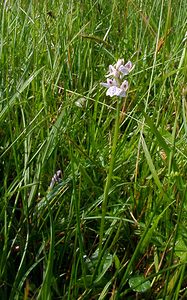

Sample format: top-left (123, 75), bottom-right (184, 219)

top-left (0, 0), bottom-right (187, 299)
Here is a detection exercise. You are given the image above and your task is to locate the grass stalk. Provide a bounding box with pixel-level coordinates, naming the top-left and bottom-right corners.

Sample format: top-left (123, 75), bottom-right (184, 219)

top-left (1, 0), bottom-right (187, 298)
top-left (99, 99), bottom-right (121, 254)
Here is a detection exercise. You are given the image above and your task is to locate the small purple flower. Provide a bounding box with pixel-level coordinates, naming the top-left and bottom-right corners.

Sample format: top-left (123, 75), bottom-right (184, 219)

top-left (49, 170), bottom-right (62, 190)
top-left (107, 64), bottom-right (120, 78)
top-left (106, 80), bottom-right (129, 98)
top-left (116, 59), bottom-right (125, 69)
top-left (100, 78), bottom-right (118, 88)
top-left (101, 59), bottom-right (133, 98)
top-left (106, 59), bottom-right (133, 79)
top-left (118, 61), bottom-right (134, 77)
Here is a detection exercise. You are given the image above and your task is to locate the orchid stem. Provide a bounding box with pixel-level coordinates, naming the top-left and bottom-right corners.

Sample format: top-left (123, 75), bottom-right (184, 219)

top-left (99, 99), bottom-right (121, 254)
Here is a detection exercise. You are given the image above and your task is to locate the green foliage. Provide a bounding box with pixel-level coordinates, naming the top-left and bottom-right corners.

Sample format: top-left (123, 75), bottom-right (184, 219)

top-left (129, 275), bottom-right (151, 293)
top-left (1, 0), bottom-right (187, 299)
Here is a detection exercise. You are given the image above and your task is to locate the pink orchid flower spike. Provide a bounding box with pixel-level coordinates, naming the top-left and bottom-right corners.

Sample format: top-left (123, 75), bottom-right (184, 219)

top-left (101, 58), bottom-right (133, 98)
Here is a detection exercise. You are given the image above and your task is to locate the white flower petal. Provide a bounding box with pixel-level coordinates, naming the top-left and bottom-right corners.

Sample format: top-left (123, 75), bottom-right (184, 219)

top-left (110, 78), bottom-right (118, 86)
top-left (118, 90), bottom-right (126, 97)
top-left (107, 78), bottom-right (116, 86)
top-left (115, 59), bottom-right (124, 70)
top-left (120, 80), bottom-right (129, 91)
top-left (106, 86), bottom-right (126, 97)
top-left (115, 88), bottom-right (123, 96)
top-left (100, 82), bottom-right (110, 88)
top-left (107, 65), bottom-right (119, 78)
top-left (125, 60), bottom-right (133, 69)
top-left (118, 66), bottom-right (129, 76)
top-left (106, 86), bottom-right (118, 97)
top-left (108, 64), bottom-right (116, 73)
top-left (115, 88), bottom-right (126, 97)
top-left (101, 78), bottom-right (118, 88)
top-left (119, 61), bottom-right (133, 76)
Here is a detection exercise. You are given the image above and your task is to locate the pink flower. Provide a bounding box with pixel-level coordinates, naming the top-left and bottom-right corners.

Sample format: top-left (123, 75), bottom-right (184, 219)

top-left (101, 58), bottom-right (133, 98)
top-left (100, 78), bottom-right (118, 88)
top-left (107, 59), bottom-right (133, 79)
top-left (118, 61), bottom-right (134, 77)
top-left (106, 80), bottom-right (128, 98)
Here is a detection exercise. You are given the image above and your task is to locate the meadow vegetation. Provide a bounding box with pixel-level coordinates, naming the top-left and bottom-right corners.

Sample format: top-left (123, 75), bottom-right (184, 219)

top-left (0, 0), bottom-right (187, 299)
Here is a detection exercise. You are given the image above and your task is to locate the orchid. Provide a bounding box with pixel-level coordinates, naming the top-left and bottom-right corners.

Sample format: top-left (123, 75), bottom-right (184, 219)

top-left (118, 60), bottom-right (133, 77)
top-left (101, 59), bottom-right (133, 97)
top-left (106, 80), bottom-right (128, 98)
top-left (107, 59), bottom-right (133, 79)
top-left (100, 78), bottom-right (118, 88)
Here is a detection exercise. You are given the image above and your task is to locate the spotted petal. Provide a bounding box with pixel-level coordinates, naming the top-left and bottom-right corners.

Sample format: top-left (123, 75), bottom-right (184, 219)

top-left (119, 61), bottom-right (133, 76)
top-left (106, 65), bottom-right (119, 78)
top-left (106, 86), bottom-right (120, 97)
top-left (101, 78), bottom-right (118, 88)
top-left (106, 86), bottom-right (126, 97)
top-left (120, 80), bottom-right (129, 91)
top-left (115, 59), bottom-right (124, 70)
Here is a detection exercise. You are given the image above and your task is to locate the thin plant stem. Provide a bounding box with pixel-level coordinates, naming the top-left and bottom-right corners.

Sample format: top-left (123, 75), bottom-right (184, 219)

top-left (99, 99), bottom-right (121, 254)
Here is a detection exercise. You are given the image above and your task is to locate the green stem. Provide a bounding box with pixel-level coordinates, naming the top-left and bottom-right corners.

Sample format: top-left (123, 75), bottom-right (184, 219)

top-left (99, 99), bottom-right (121, 254)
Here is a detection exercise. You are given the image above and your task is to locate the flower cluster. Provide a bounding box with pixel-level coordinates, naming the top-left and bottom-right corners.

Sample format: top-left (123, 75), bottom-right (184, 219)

top-left (101, 59), bottom-right (133, 97)
top-left (49, 170), bottom-right (62, 190)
